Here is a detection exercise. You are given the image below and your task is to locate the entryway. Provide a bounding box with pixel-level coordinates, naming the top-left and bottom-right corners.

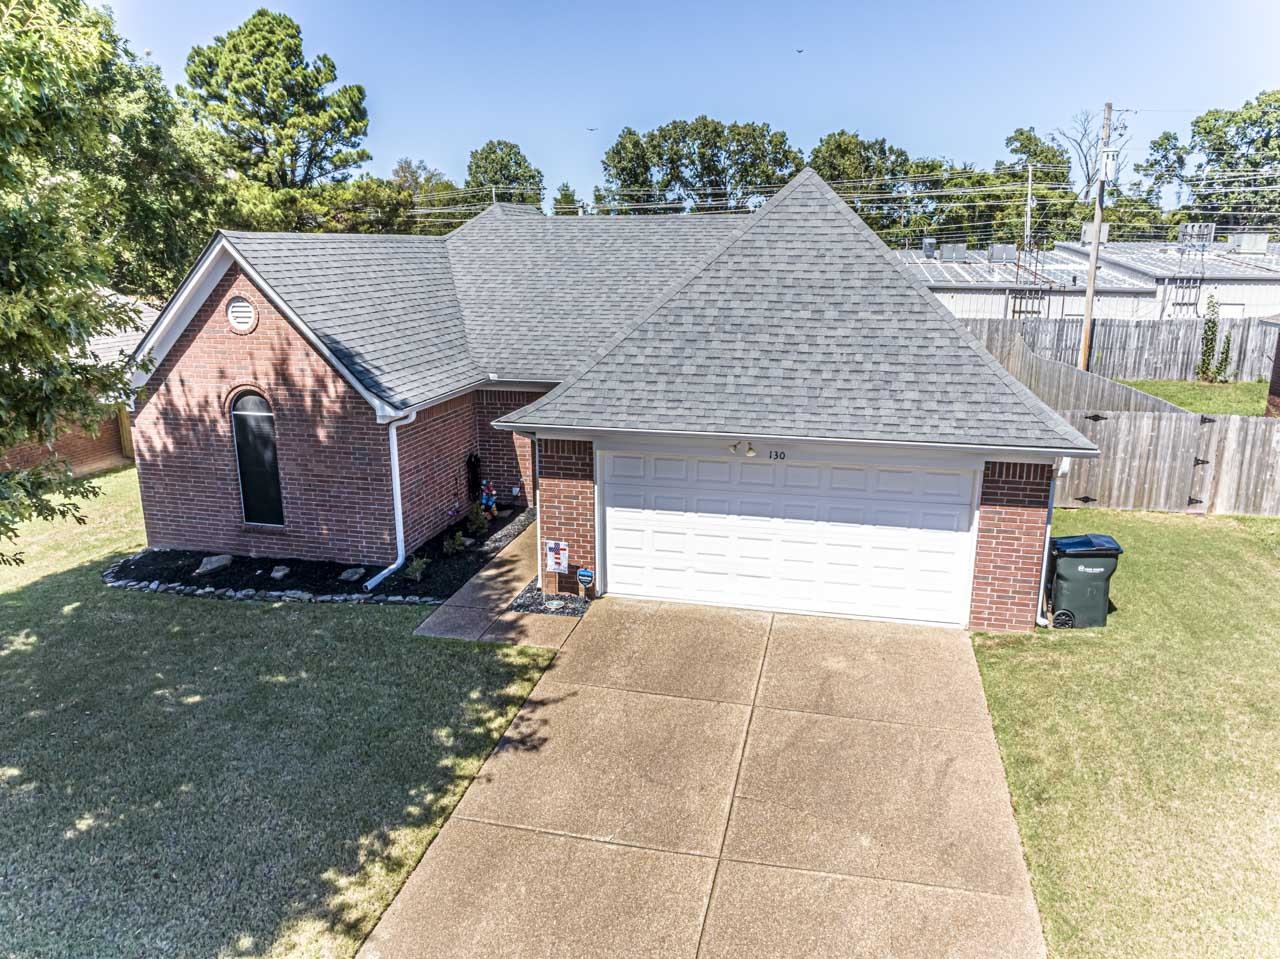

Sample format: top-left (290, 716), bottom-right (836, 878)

top-left (361, 599), bottom-right (1044, 958)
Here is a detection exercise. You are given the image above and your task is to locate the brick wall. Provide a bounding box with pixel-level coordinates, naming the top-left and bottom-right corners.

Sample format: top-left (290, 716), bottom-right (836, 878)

top-left (474, 389), bottom-right (544, 505)
top-left (537, 438), bottom-right (595, 596)
top-left (397, 393), bottom-right (477, 551)
top-left (969, 461), bottom-right (1053, 632)
top-left (132, 266), bottom-right (398, 564)
top-left (1268, 340), bottom-right (1280, 418)
top-left (3, 410), bottom-right (128, 476)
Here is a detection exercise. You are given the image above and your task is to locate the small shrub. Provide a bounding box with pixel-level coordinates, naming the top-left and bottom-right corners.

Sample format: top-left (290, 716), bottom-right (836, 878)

top-left (1196, 296), bottom-right (1220, 382)
top-left (442, 532), bottom-right (467, 556)
top-left (403, 555), bottom-right (430, 582)
top-left (465, 502), bottom-right (488, 537)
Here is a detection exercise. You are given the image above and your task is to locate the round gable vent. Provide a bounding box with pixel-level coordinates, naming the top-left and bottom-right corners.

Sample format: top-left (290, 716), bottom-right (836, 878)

top-left (226, 296), bottom-right (257, 334)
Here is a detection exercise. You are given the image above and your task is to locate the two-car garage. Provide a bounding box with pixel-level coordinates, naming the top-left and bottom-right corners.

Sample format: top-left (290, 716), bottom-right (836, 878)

top-left (598, 443), bottom-right (981, 627)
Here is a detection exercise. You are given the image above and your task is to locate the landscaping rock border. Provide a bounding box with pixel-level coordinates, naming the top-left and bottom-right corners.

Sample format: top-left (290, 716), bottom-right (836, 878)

top-left (508, 579), bottom-right (590, 617)
top-left (100, 510), bottom-right (537, 607)
top-left (101, 555), bottom-right (443, 606)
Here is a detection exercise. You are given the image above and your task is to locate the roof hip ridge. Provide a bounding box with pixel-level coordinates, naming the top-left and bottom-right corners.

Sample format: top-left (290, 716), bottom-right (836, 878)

top-left (499, 168), bottom-right (820, 422)
top-left (801, 174), bottom-right (1088, 446)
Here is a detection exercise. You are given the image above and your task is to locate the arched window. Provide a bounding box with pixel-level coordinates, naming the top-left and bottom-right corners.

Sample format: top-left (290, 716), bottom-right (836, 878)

top-left (232, 392), bottom-right (283, 526)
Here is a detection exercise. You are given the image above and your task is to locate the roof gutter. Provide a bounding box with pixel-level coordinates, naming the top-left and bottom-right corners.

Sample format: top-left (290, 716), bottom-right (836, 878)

top-left (364, 409), bottom-right (418, 591)
top-left (489, 421), bottom-right (1099, 460)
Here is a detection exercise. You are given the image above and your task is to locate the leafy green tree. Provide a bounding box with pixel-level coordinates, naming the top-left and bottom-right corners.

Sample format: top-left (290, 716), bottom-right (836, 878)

top-left (597, 117), bottom-right (804, 213)
top-left (808, 130), bottom-right (912, 231)
top-left (1, 0), bottom-right (144, 563)
top-left (594, 127), bottom-right (663, 213)
top-left (552, 182), bottom-right (583, 215)
top-left (91, 52), bottom-right (229, 297)
top-left (465, 140), bottom-right (544, 206)
top-left (180, 9), bottom-right (371, 191)
top-left (1183, 91), bottom-right (1280, 229)
top-left (390, 158), bottom-right (464, 234)
top-left (1135, 131), bottom-right (1189, 196)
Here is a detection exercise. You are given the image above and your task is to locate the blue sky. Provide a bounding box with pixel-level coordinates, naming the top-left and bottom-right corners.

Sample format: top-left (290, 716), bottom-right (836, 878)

top-left (111, 0), bottom-right (1279, 201)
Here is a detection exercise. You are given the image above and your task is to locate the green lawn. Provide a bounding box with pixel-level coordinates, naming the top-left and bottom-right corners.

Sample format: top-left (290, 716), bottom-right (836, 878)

top-left (976, 508), bottom-right (1280, 958)
top-left (0, 468), bottom-right (553, 958)
top-left (1120, 378), bottom-right (1270, 415)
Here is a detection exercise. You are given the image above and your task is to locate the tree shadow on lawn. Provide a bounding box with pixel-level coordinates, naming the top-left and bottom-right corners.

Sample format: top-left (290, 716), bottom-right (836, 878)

top-left (0, 553), bottom-right (554, 958)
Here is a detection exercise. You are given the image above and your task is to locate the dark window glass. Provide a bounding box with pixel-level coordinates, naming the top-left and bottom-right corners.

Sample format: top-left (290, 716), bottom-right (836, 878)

top-left (232, 392), bottom-right (284, 525)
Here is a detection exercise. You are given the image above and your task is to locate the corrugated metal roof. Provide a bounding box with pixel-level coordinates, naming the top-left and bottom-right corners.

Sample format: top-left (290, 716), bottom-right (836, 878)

top-left (1057, 241), bottom-right (1280, 281)
top-left (894, 247), bottom-right (1151, 292)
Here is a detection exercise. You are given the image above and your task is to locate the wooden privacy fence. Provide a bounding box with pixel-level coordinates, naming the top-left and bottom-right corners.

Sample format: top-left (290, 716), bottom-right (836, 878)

top-left (1000, 336), bottom-right (1182, 413)
top-left (963, 314), bottom-right (1279, 382)
top-left (1060, 411), bottom-right (1280, 515)
top-left (993, 330), bottom-right (1280, 516)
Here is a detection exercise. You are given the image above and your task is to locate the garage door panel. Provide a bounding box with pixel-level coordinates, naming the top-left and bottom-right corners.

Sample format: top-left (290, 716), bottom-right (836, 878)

top-left (696, 460), bottom-right (733, 484)
top-left (783, 465), bottom-right (822, 489)
top-left (830, 466), bottom-right (869, 491)
top-left (603, 452), bottom-right (975, 626)
top-left (738, 462), bottom-right (776, 487)
top-left (609, 455), bottom-right (647, 481)
top-left (652, 493), bottom-right (688, 512)
top-left (653, 457), bottom-right (689, 481)
top-left (921, 470), bottom-right (974, 501)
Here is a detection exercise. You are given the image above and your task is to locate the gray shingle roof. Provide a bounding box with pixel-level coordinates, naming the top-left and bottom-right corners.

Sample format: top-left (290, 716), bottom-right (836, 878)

top-left (89, 293), bottom-right (158, 360)
top-left (222, 232), bottom-right (485, 407)
top-left (498, 170), bottom-right (1094, 454)
top-left (446, 214), bottom-right (740, 379)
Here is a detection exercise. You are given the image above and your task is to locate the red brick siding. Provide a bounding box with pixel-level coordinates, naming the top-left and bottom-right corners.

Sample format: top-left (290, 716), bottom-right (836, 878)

top-left (3, 411), bottom-right (127, 476)
top-left (474, 389), bottom-right (545, 505)
top-left (537, 438), bottom-right (596, 596)
top-left (132, 266), bottom-right (397, 564)
top-left (969, 461), bottom-right (1053, 632)
top-left (397, 393), bottom-right (477, 551)
top-left (1268, 337), bottom-right (1280, 418)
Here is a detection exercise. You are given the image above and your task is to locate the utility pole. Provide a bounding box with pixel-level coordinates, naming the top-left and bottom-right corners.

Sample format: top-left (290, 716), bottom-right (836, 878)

top-left (1078, 101), bottom-right (1112, 370)
top-left (1023, 163), bottom-right (1034, 252)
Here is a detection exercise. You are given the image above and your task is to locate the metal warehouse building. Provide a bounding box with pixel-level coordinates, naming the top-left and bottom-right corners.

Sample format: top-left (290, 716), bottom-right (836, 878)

top-left (897, 234), bottom-right (1280, 322)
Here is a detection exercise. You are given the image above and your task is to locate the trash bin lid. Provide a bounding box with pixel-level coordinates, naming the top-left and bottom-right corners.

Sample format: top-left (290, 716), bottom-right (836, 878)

top-left (1052, 533), bottom-right (1123, 556)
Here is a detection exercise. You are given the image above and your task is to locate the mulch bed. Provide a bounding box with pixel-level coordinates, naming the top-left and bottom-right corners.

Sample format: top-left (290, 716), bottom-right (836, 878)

top-left (106, 508), bottom-right (534, 604)
top-left (508, 579), bottom-right (590, 617)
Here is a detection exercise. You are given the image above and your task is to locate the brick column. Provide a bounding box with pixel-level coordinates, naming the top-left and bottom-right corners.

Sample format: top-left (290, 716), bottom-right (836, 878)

top-left (537, 439), bottom-right (596, 597)
top-left (969, 461), bottom-right (1054, 632)
top-left (1268, 334), bottom-right (1280, 418)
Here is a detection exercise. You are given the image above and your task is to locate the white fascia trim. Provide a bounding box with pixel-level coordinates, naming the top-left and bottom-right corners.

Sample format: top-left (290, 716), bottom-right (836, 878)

top-left (379, 376), bottom-right (494, 422)
top-left (374, 375), bottom-right (560, 424)
top-left (133, 235), bottom-right (397, 421)
top-left (488, 422), bottom-right (1097, 461)
top-left (131, 243), bottom-right (232, 389)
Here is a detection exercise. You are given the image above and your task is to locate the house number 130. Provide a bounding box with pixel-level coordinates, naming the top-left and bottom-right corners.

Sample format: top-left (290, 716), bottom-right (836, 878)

top-left (768, 450), bottom-right (786, 460)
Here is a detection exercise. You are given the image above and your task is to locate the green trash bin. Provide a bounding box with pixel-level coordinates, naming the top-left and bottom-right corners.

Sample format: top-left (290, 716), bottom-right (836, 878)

top-left (1049, 534), bottom-right (1123, 628)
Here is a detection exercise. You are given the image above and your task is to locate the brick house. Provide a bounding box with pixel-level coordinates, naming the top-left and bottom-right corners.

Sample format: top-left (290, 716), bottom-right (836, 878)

top-left (131, 169), bottom-right (1096, 630)
top-left (2, 301), bottom-right (155, 477)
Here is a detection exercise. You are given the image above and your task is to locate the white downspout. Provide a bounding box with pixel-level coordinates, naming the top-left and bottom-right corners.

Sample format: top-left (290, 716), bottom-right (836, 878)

top-left (1036, 459), bottom-right (1065, 627)
top-left (365, 410), bottom-right (417, 591)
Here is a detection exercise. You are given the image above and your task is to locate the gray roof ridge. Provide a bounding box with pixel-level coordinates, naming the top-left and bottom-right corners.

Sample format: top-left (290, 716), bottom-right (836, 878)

top-left (802, 175), bottom-right (1093, 451)
top-left (494, 169), bottom-right (821, 425)
top-left (219, 229), bottom-right (445, 243)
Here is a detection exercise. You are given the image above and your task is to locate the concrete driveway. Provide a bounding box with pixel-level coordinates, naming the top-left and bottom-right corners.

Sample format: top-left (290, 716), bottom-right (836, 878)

top-left (361, 599), bottom-right (1045, 958)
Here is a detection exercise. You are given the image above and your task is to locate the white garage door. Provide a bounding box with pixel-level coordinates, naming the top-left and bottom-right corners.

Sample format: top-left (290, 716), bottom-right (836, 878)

top-left (601, 448), bottom-right (978, 626)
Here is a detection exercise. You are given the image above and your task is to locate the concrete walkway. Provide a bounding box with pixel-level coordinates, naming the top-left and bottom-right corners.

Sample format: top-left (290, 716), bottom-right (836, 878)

top-left (367, 600), bottom-right (1045, 958)
top-left (412, 525), bottom-right (577, 650)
